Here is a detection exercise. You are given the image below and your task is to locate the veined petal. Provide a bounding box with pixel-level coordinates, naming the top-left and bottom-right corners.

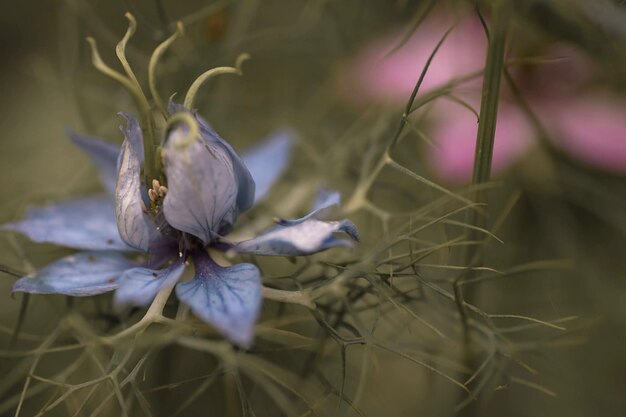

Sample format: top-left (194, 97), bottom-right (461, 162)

top-left (241, 130), bottom-right (294, 203)
top-left (69, 132), bottom-right (120, 195)
top-left (118, 113), bottom-right (145, 162)
top-left (1, 197), bottom-right (128, 251)
top-left (199, 123), bottom-right (256, 214)
top-left (115, 133), bottom-right (158, 252)
top-left (163, 126), bottom-right (241, 244)
top-left (168, 101), bottom-right (255, 214)
top-left (175, 251), bottom-right (261, 347)
top-left (114, 257), bottom-right (186, 308)
top-left (232, 218), bottom-right (359, 256)
top-left (12, 251), bottom-right (135, 296)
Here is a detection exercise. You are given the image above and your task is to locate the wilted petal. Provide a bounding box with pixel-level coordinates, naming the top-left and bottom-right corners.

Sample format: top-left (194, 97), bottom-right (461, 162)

top-left (69, 132), bottom-right (120, 195)
top-left (12, 251), bottom-right (135, 296)
top-left (241, 130), bottom-right (294, 202)
top-left (163, 126), bottom-right (242, 244)
top-left (115, 130), bottom-right (157, 252)
top-left (2, 197), bottom-right (128, 251)
top-left (232, 217), bottom-right (359, 256)
top-left (114, 257), bottom-right (186, 308)
top-left (176, 251), bottom-right (261, 347)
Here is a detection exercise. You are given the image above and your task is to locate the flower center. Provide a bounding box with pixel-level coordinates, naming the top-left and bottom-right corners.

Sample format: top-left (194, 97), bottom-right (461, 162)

top-left (148, 179), bottom-right (168, 213)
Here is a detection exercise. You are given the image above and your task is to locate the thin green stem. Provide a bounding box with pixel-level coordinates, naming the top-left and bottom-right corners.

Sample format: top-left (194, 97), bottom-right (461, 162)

top-left (149, 21), bottom-right (184, 115)
top-left (116, 13), bottom-right (143, 92)
top-left (387, 23), bottom-right (456, 152)
top-left (456, 0), bottom-right (510, 323)
top-left (183, 53), bottom-right (250, 110)
top-left (87, 15), bottom-right (159, 185)
top-left (455, 3), bottom-right (510, 415)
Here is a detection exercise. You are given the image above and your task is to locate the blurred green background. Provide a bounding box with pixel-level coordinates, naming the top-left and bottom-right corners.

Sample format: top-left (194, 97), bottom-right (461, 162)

top-left (1, 1), bottom-right (626, 416)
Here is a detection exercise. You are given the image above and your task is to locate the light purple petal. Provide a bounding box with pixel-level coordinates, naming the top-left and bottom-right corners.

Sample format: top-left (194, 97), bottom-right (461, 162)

top-left (1, 197), bottom-right (129, 251)
top-left (69, 132), bottom-right (120, 195)
top-left (168, 101), bottom-right (255, 214)
top-left (200, 124), bottom-right (256, 214)
top-left (175, 251), bottom-right (261, 347)
top-left (162, 126), bottom-right (242, 244)
top-left (12, 251), bottom-right (135, 296)
top-left (114, 257), bottom-right (186, 308)
top-left (115, 130), bottom-right (155, 252)
top-left (118, 113), bottom-right (145, 161)
top-left (232, 218), bottom-right (359, 256)
top-left (241, 130), bottom-right (294, 202)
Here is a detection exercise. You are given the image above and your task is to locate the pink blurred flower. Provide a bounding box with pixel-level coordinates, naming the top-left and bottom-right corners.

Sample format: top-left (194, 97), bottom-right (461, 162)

top-left (541, 95), bottom-right (626, 173)
top-left (428, 99), bottom-right (535, 184)
top-left (339, 13), bottom-right (486, 105)
top-left (341, 12), bottom-right (626, 179)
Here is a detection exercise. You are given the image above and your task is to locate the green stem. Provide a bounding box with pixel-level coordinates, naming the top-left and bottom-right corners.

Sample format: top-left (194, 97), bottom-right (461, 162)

top-left (149, 21), bottom-right (184, 116)
top-left (183, 53), bottom-right (250, 110)
top-left (86, 14), bottom-right (160, 186)
top-left (455, 2), bottom-right (509, 413)
top-left (456, 1), bottom-right (509, 324)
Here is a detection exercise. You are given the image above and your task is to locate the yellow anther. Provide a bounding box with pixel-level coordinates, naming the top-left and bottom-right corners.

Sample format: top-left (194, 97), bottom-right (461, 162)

top-left (158, 186), bottom-right (168, 197)
top-left (148, 189), bottom-right (158, 202)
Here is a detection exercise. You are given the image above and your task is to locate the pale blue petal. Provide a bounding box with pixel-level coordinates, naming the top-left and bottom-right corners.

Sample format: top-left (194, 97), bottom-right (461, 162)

top-left (69, 132), bottom-right (120, 195)
top-left (12, 251), bottom-right (135, 296)
top-left (232, 218), bottom-right (359, 256)
top-left (115, 114), bottom-right (175, 253)
top-left (271, 188), bottom-right (343, 229)
top-left (312, 188), bottom-right (341, 212)
top-left (199, 124), bottom-right (256, 214)
top-left (114, 257), bottom-right (186, 308)
top-left (1, 197), bottom-right (129, 251)
top-left (118, 113), bottom-right (144, 161)
top-left (168, 101), bottom-right (255, 214)
top-left (163, 126), bottom-right (242, 244)
top-left (241, 130), bottom-right (294, 203)
top-left (175, 251), bottom-right (261, 347)
top-left (115, 125), bottom-right (165, 252)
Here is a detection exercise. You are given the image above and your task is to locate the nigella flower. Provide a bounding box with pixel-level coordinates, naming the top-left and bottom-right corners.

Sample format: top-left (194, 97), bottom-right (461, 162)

top-left (3, 105), bottom-right (358, 346)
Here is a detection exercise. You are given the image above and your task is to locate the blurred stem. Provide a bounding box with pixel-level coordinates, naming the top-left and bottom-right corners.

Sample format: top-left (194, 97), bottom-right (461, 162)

top-left (9, 294), bottom-right (29, 349)
top-left (455, 1), bottom-right (509, 412)
top-left (262, 287), bottom-right (314, 309)
top-left (101, 285), bottom-right (174, 345)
